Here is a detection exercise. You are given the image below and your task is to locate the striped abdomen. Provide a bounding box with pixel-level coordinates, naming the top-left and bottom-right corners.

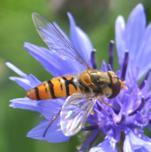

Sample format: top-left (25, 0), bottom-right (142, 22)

top-left (26, 76), bottom-right (81, 100)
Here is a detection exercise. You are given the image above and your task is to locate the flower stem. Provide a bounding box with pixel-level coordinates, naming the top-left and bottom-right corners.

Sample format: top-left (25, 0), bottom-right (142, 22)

top-left (117, 132), bottom-right (125, 152)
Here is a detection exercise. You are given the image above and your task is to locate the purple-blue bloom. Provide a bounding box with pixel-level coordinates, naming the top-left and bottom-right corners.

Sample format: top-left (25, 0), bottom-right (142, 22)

top-left (7, 3), bottom-right (151, 152)
top-left (89, 4), bottom-right (151, 152)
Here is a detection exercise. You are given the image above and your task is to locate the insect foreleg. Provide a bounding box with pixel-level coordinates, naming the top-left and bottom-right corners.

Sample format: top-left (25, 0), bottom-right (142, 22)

top-left (43, 110), bottom-right (61, 137)
top-left (99, 97), bottom-right (112, 107)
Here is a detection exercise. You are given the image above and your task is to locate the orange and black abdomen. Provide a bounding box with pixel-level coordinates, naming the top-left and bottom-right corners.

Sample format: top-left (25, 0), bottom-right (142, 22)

top-left (27, 76), bottom-right (81, 100)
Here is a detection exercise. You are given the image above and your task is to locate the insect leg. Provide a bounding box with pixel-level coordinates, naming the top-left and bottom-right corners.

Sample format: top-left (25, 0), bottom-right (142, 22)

top-left (99, 97), bottom-right (112, 107)
top-left (43, 109), bottom-right (61, 137)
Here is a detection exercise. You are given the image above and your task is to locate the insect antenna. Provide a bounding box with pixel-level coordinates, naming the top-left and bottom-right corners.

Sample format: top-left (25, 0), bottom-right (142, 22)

top-left (42, 110), bottom-right (61, 137)
top-left (98, 97), bottom-right (112, 107)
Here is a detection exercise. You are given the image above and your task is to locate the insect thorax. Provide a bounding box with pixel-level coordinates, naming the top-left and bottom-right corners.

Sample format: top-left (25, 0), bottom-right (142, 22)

top-left (77, 70), bottom-right (111, 96)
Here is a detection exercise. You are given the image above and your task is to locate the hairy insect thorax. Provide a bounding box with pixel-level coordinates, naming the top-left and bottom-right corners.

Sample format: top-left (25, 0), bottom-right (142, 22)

top-left (79, 69), bottom-right (122, 98)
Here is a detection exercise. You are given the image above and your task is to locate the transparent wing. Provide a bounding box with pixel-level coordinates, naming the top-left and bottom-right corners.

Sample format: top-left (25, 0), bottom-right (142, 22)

top-left (60, 93), bottom-right (96, 136)
top-left (32, 13), bottom-right (89, 68)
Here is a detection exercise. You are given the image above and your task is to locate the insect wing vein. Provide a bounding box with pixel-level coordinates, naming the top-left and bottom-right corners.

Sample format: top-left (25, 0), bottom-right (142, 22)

top-left (60, 93), bottom-right (96, 136)
top-left (32, 13), bottom-right (88, 68)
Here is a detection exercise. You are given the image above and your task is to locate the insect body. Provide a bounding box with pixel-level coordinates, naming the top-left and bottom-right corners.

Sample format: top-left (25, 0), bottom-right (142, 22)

top-left (27, 69), bottom-right (123, 100)
top-left (27, 13), bottom-right (127, 136)
top-left (27, 75), bottom-right (81, 100)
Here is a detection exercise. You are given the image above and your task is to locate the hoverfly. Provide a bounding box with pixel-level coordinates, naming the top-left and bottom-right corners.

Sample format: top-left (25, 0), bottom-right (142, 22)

top-left (27, 13), bottom-right (127, 136)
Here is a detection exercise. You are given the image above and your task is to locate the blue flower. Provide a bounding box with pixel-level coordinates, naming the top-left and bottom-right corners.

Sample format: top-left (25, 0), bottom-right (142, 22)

top-left (7, 3), bottom-right (151, 152)
top-left (6, 12), bottom-right (93, 143)
top-left (89, 4), bottom-right (151, 152)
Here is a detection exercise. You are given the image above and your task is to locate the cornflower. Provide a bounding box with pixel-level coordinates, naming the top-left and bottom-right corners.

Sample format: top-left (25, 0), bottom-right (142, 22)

top-left (6, 3), bottom-right (151, 152)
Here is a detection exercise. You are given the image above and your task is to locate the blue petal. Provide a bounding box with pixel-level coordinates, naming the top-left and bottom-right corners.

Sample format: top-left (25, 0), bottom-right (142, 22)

top-left (80, 130), bottom-right (99, 151)
top-left (10, 97), bottom-right (64, 120)
top-left (27, 119), bottom-right (69, 143)
top-left (115, 15), bottom-right (126, 65)
top-left (9, 74), bottom-right (41, 90)
top-left (10, 97), bottom-right (39, 112)
top-left (38, 99), bottom-right (64, 119)
top-left (24, 42), bottom-right (84, 76)
top-left (115, 4), bottom-right (148, 80)
top-left (126, 4), bottom-right (146, 80)
top-left (136, 23), bottom-right (151, 78)
top-left (6, 62), bottom-right (41, 90)
top-left (101, 60), bottom-right (108, 71)
top-left (124, 131), bottom-right (151, 152)
top-left (124, 4), bottom-right (146, 57)
top-left (89, 138), bottom-right (117, 152)
top-left (68, 12), bottom-right (93, 67)
top-left (6, 62), bottom-right (27, 77)
top-left (9, 77), bottom-right (32, 90)
top-left (123, 133), bottom-right (133, 152)
top-left (123, 90), bottom-right (142, 115)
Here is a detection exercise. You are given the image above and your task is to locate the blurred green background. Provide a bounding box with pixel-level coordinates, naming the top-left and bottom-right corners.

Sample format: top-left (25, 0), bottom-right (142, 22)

top-left (0, 0), bottom-right (151, 151)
